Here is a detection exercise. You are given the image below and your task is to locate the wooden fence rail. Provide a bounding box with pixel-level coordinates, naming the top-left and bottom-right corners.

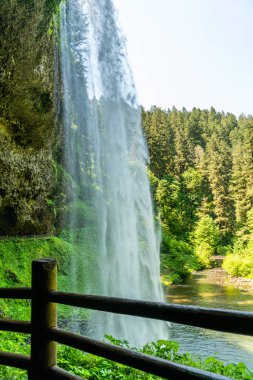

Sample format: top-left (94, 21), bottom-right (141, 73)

top-left (0, 258), bottom-right (252, 379)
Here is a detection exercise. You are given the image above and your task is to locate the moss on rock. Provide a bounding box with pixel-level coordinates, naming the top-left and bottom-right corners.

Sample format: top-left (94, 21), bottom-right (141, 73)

top-left (0, 0), bottom-right (61, 234)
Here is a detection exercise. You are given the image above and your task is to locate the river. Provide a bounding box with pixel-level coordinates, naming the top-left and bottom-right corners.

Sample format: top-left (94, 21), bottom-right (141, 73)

top-left (166, 269), bottom-right (253, 369)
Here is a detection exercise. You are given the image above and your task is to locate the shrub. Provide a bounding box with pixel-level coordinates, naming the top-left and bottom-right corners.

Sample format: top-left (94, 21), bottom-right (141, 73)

top-left (195, 242), bottom-right (213, 268)
top-left (161, 232), bottom-right (199, 285)
top-left (191, 216), bottom-right (220, 268)
top-left (223, 254), bottom-right (253, 278)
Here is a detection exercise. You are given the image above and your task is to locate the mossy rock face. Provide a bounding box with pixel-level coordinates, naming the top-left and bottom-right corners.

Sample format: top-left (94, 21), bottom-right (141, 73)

top-left (0, 0), bottom-right (61, 148)
top-left (0, 123), bottom-right (57, 234)
top-left (0, 0), bottom-right (61, 234)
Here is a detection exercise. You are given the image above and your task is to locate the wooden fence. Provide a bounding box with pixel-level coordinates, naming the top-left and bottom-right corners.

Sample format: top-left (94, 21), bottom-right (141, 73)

top-left (0, 258), bottom-right (252, 379)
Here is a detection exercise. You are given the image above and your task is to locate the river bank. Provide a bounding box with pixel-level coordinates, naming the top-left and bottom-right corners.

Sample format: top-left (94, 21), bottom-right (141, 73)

top-left (168, 268), bottom-right (253, 293)
top-left (167, 268), bottom-right (253, 310)
top-left (165, 268), bottom-right (253, 369)
top-left (214, 268), bottom-right (253, 292)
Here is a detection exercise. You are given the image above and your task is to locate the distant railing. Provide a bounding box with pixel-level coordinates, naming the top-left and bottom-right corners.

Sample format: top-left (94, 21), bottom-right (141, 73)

top-left (0, 258), bottom-right (252, 379)
top-left (0, 234), bottom-right (52, 240)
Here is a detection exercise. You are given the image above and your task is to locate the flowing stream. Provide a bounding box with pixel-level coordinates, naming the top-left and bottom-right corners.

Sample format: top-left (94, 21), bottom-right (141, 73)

top-left (166, 269), bottom-right (253, 369)
top-left (59, 0), bottom-right (167, 345)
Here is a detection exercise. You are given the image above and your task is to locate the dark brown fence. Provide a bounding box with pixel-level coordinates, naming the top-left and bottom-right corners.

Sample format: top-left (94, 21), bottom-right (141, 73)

top-left (0, 258), bottom-right (252, 379)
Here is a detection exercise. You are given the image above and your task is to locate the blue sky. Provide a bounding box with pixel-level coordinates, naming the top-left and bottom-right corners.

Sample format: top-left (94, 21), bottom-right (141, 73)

top-left (114, 0), bottom-right (253, 116)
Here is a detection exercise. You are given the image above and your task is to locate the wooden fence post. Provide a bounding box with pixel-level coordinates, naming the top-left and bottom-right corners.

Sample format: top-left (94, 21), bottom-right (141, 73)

top-left (29, 259), bottom-right (57, 379)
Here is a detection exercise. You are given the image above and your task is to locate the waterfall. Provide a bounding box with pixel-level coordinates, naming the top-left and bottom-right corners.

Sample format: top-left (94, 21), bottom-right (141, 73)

top-left (59, 0), bottom-right (167, 345)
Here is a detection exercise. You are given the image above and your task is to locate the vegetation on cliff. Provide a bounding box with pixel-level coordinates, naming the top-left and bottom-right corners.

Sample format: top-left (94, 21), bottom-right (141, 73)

top-left (0, 0), bottom-right (61, 235)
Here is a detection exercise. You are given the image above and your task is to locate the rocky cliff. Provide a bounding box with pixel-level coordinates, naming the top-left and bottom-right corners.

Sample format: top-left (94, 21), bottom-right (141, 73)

top-left (0, 0), bottom-right (61, 234)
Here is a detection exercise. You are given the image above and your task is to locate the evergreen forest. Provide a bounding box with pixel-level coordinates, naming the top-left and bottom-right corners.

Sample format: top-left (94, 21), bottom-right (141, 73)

top-left (142, 106), bottom-right (253, 283)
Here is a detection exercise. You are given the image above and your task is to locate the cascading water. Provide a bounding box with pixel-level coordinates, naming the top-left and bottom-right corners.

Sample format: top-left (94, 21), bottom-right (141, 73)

top-left (59, 0), bottom-right (167, 345)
